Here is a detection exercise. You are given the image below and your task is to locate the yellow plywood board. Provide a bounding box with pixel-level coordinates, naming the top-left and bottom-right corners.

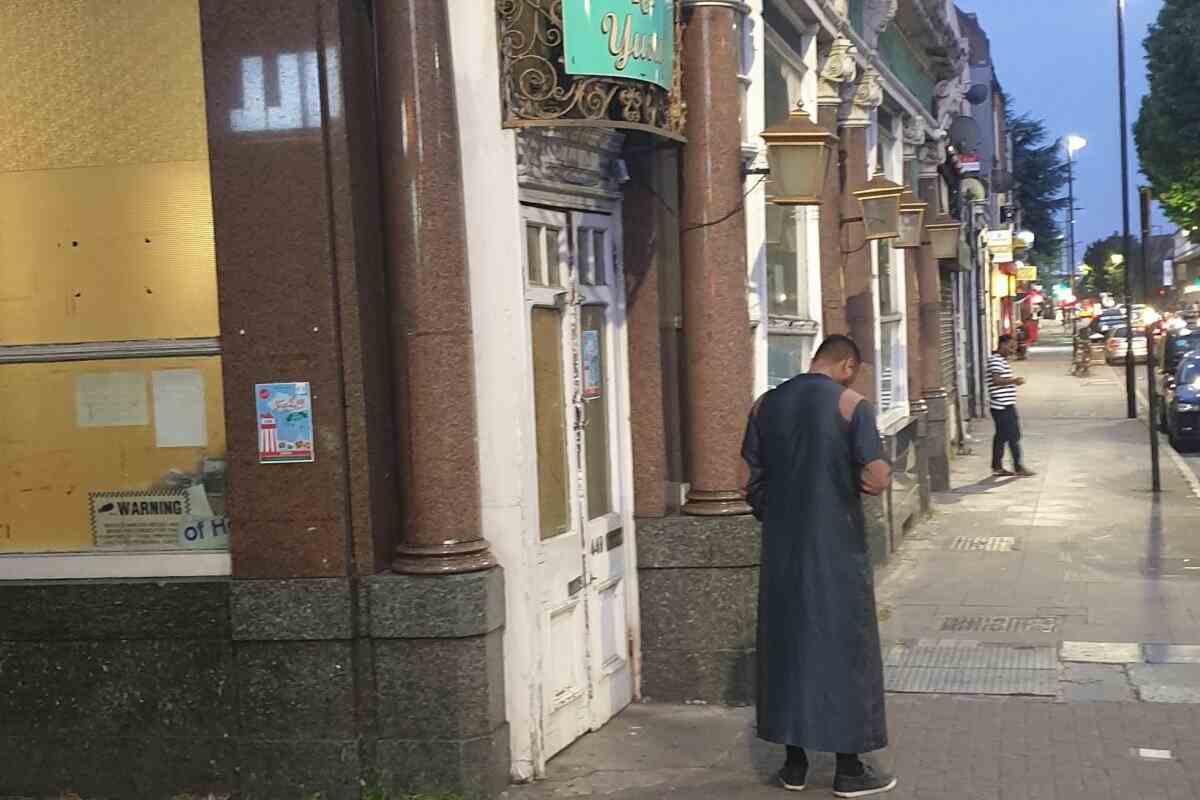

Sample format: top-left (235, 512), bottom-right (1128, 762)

top-left (0, 0), bottom-right (208, 174)
top-left (0, 357), bottom-right (226, 553)
top-left (0, 160), bottom-right (219, 343)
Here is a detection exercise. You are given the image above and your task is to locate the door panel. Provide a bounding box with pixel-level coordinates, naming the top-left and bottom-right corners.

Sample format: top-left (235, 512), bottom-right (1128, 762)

top-left (523, 205), bottom-right (633, 764)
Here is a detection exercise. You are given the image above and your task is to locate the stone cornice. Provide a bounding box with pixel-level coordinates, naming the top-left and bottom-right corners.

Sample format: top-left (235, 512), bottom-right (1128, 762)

top-left (806, 0), bottom-right (942, 136)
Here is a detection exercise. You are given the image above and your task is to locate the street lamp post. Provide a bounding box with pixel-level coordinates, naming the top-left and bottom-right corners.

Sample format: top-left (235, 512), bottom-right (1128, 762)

top-left (1118, 0), bottom-right (1137, 419)
top-left (1065, 135), bottom-right (1087, 338)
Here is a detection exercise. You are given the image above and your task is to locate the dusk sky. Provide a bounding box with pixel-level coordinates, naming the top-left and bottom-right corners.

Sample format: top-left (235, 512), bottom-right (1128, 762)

top-left (956, 0), bottom-right (1171, 271)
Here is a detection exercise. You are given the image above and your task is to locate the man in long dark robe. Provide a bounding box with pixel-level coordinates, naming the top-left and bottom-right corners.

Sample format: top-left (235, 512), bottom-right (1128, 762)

top-left (741, 334), bottom-right (896, 797)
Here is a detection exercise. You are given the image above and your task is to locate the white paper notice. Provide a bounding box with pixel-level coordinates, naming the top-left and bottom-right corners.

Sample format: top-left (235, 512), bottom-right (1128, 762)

top-left (152, 369), bottom-right (207, 448)
top-left (76, 372), bottom-right (149, 428)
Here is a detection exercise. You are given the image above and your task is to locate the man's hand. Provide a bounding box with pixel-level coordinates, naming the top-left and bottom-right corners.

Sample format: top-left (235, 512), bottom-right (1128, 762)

top-left (1016, 377), bottom-right (1026, 386)
top-left (860, 460), bottom-right (891, 496)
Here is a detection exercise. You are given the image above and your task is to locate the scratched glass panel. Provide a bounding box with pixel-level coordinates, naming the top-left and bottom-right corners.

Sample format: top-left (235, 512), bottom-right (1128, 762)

top-left (0, 0), bottom-right (219, 345)
top-left (581, 305), bottom-right (612, 518)
top-left (531, 308), bottom-right (570, 540)
top-left (526, 224), bottom-right (545, 286)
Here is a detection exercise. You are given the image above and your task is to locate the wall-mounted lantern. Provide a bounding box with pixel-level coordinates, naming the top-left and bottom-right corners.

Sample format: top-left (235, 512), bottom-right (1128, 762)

top-left (760, 104), bottom-right (839, 206)
top-left (892, 191), bottom-right (928, 249)
top-left (926, 213), bottom-right (964, 260)
top-left (853, 172), bottom-right (905, 240)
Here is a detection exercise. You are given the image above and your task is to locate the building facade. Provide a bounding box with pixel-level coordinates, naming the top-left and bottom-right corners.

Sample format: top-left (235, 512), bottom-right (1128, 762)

top-left (0, 1), bottom-right (990, 798)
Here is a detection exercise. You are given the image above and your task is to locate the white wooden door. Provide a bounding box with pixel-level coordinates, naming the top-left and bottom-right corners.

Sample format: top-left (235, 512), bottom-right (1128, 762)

top-left (521, 205), bottom-right (633, 763)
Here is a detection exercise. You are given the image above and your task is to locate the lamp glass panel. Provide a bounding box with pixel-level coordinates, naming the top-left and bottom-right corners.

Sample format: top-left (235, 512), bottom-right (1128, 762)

top-left (768, 144), bottom-right (827, 201)
top-left (862, 196), bottom-right (900, 240)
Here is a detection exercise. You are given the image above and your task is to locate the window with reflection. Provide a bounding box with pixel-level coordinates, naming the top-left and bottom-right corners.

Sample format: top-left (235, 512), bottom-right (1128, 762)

top-left (0, 0), bottom-right (227, 557)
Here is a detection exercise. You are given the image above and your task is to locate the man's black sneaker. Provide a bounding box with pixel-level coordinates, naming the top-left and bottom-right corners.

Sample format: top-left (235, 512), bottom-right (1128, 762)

top-left (778, 761), bottom-right (807, 792)
top-left (832, 763), bottom-right (897, 798)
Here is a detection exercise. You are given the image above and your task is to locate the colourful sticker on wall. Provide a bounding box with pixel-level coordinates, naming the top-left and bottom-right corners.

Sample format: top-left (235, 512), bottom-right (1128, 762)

top-left (255, 382), bottom-right (315, 464)
top-left (582, 330), bottom-right (602, 400)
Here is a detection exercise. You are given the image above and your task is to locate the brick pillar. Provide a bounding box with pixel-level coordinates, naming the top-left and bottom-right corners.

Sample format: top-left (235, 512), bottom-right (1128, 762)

top-left (624, 148), bottom-right (676, 518)
top-left (816, 38), bottom-right (855, 336)
top-left (377, 0), bottom-right (497, 573)
top-left (917, 173), bottom-right (946, 397)
top-left (839, 68), bottom-right (881, 403)
top-left (678, 0), bottom-right (754, 516)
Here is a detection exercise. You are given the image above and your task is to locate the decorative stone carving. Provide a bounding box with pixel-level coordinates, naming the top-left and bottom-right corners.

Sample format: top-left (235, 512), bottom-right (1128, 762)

top-left (903, 115), bottom-right (927, 147)
top-left (842, 66), bottom-right (883, 127)
top-left (934, 73), bottom-right (966, 130)
top-left (516, 128), bottom-right (625, 196)
top-left (817, 38), bottom-right (858, 108)
top-left (917, 135), bottom-right (947, 173)
top-left (862, 0), bottom-right (899, 48)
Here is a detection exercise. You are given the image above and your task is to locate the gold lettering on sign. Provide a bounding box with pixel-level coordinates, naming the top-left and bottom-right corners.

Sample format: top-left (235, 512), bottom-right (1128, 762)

top-left (601, 13), bottom-right (665, 72)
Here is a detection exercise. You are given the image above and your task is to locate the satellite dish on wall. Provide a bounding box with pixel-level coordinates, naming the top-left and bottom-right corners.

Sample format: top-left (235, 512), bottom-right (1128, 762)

top-left (966, 84), bottom-right (990, 105)
top-left (991, 170), bottom-right (1014, 193)
top-left (948, 115), bottom-right (982, 154)
top-left (961, 177), bottom-right (987, 203)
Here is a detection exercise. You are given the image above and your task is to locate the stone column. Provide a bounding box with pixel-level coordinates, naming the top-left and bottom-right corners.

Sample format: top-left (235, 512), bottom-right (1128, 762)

top-left (840, 67), bottom-right (882, 403)
top-left (377, 0), bottom-right (497, 573)
top-left (916, 141), bottom-right (951, 490)
top-left (678, 0), bottom-right (754, 517)
top-left (816, 38), bottom-right (855, 336)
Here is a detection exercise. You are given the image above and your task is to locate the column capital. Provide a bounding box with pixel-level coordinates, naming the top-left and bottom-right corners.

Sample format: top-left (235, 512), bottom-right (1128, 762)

top-left (817, 37), bottom-right (858, 109)
top-left (918, 136), bottom-right (947, 175)
top-left (841, 66), bottom-right (882, 128)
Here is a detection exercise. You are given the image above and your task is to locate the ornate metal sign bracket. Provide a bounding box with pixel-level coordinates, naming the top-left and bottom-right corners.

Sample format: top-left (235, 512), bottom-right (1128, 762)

top-left (497, 0), bottom-right (687, 141)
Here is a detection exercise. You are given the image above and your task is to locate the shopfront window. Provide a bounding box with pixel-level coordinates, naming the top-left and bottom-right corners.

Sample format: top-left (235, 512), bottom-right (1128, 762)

top-left (764, 33), bottom-right (819, 389)
top-left (1, 1), bottom-right (227, 568)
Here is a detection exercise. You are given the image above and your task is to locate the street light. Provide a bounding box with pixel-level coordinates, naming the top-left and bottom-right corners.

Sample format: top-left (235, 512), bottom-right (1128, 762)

top-left (892, 190), bottom-right (928, 249)
top-left (760, 103), bottom-right (839, 207)
top-left (853, 172), bottom-right (905, 240)
top-left (1117, 0), bottom-right (1136, 418)
top-left (1063, 134), bottom-right (1087, 337)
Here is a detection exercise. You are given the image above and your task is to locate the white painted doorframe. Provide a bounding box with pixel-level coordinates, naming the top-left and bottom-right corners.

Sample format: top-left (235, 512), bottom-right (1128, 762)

top-left (520, 203), bottom-right (638, 775)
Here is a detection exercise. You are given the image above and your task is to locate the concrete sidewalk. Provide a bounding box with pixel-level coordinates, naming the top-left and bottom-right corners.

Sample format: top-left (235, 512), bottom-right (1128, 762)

top-left (504, 341), bottom-right (1200, 800)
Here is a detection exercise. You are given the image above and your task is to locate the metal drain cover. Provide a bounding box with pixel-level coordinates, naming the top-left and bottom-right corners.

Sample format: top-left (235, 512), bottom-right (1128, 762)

top-left (884, 640), bottom-right (1058, 697)
top-left (886, 667), bottom-right (1057, 696)
top-left (938, 616), bottom-right (1059, 634)
top-left (949, 536), bottom-right (1018, 551)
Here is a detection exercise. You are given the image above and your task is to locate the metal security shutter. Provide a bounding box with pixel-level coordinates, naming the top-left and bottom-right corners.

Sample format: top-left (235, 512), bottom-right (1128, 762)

top-left (940, 274), bottom-right (957, 392)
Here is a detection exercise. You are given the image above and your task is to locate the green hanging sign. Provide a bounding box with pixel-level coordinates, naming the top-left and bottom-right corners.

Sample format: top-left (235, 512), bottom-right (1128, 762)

top-left (562, 0), bottom-right (674, 90)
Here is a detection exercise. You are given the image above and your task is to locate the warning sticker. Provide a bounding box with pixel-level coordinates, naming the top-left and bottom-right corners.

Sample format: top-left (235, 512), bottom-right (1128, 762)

top-left (89, 491), bottom-right (191, 549)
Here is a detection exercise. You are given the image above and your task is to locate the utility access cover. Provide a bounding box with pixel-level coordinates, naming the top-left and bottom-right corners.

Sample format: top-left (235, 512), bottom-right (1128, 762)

top-left (949, 536), bottom-right (1018, 551)
top-left (884, 640), bottom-right (1058, 697)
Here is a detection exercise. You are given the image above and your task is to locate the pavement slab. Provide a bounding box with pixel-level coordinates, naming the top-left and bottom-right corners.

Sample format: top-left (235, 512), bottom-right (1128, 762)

top-left (505, 324), bottom-right (1200, 799)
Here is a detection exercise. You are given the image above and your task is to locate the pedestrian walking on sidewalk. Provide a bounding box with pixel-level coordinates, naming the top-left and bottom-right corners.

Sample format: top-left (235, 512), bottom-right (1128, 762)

top-left (741, 334), bottom-right (897, 798)
top-left (989, 334), bottom-right (1034, 477)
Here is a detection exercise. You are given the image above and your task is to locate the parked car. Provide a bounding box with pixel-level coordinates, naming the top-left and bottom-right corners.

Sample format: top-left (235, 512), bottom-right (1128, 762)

top-left (1090, 305), bottom-right (1149, 338)
top-left (1158, 327), bottom-right (1200, 378)
top-left (1162, 352), bottom-right (1200, 450)
top-left (1104, 325), bottom-right (1149, 365)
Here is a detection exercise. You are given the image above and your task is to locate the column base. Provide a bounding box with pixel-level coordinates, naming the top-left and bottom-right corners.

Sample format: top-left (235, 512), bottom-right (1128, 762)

top-left (393, 538), bottom-right (498, 575)
top-left (637, 515), bottom-right (761, 705)
top-left (682, 489), bottom-right (752, 517)
top-left (923, 388), bottom-right (951, 492)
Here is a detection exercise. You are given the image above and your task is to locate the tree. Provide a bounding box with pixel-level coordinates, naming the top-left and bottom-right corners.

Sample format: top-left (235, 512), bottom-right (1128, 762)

top-left (1006, 108), bottom-right (1070, 269)
top-left (1079, 232), bottom-right (1141, 301)
top-left (1134, 0), bottom-right (1200, 237)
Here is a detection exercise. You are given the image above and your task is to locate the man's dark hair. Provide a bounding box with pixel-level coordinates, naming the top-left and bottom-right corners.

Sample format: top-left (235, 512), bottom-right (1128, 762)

top-left (998, 334), bottom-right (1013, 345)
top-left (812, 334), bottom-right (862, 365)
